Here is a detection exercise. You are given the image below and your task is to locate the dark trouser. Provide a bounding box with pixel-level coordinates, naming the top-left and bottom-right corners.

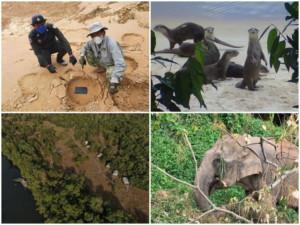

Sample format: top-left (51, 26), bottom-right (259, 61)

top-left (36, 41), bottom-right (67, 67)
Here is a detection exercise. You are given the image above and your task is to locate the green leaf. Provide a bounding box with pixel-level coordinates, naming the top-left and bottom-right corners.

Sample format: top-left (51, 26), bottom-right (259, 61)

top-left (174, 57), bottom-right (206, 109)
top-left (151, 30), bottom-right (156, 54)
top-left (194, 42), bottom-right (205, 66)
top-left (269, 35), bottom-right (280, 67)
top-left (273, 59), bottom-right (280, 73)
top-left (285, 2), bottom-right (298, 20)
top-left (267, 28), bottom-right (277, 53)
top-left (287, 29), bottom-right (298, 49)
top-left (283, 54), bottom-right (290, 71)
top-left (189, 58), bottom-right (206, 108)
top-left (174, 68), bottom-right (192, 108)
top-left (274, 41), bottom-right (286, 58)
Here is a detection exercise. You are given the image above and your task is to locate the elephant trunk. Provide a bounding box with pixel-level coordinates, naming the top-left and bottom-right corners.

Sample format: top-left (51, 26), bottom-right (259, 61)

top-left (194, 154), bottom-right (216, 211)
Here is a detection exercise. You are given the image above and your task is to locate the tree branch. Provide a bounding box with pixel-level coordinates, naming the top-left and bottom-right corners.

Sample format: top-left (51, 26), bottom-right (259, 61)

top-left (153, 164), bottom-right (251, 223)
top-left (152, 164), bottom-right (196, 189)
top-left (182, 132), bottom-right (198, 173)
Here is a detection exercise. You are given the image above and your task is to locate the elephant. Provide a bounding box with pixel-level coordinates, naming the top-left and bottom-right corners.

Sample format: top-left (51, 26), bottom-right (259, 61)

top-left (194, 134), bottom-right (298, 211)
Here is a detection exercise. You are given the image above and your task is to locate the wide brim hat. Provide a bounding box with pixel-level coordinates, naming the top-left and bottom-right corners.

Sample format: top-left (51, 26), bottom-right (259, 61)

top-left (87, 22), bottom-right (108, 37)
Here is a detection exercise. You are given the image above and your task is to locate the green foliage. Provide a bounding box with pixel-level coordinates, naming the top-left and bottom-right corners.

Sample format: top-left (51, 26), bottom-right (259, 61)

top-left (151, 30), bottom-right (156, 54)
top-left (151, 189), bottom-right (200, 223)
top-left (174, 55), bottom-right (206, 109)
top-left (265, 2), bottom-right (298, 81)
top-left (2, 114), bottom-right (148, 223)
top-left (217, 114), bottom-right (283, 138)
top-left (151, 31), bottom-right (207, 111)
top-left (277, 199), bottom-right (299, 223)
top-left (151, 114), bottom-right (296, 223)
top-left (210, 186), bottom-right (246, 206)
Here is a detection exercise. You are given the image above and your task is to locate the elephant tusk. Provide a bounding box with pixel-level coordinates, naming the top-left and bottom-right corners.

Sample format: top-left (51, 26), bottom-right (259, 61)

top-left (221, 180), bottom-right (227, 187)
top-left (292, 190), bottom-right (298, 199)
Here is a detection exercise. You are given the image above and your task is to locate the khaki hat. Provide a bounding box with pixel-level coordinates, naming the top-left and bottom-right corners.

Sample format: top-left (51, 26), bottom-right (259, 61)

top-left (87, 22), bottom-right (108, 37)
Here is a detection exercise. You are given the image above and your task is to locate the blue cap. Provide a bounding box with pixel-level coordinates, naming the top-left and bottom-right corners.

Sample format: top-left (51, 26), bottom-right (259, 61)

top-left (31, 14), bottom-right (46, 25)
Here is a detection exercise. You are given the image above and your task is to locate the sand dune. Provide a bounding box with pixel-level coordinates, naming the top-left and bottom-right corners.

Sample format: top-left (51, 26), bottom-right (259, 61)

top-left (2, 1), bottom-right (149, 112)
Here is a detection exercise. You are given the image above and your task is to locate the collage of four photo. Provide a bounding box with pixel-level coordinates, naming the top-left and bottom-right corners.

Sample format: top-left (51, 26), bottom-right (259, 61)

top-left (1, 0), bottom-right (299, 224)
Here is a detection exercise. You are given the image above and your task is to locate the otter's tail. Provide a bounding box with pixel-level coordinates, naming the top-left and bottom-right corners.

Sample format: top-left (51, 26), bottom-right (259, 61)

top-left (155, 49), bottom-right (179, 55)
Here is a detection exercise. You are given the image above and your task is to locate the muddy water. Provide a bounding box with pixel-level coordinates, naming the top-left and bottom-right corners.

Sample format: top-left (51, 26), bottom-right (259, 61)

top-left (2, 155), bottom-right (43, 223)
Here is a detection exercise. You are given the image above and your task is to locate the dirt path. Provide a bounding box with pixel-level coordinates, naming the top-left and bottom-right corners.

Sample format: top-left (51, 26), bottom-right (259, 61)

top-left (2, 2), bottom-right (149, 112)
top-left (43, 121), bottom-right (149, 221)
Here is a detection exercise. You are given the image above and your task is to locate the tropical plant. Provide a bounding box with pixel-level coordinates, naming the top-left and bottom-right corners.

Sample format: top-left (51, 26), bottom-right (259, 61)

top-left (151, 30), bottom-right (207, 111)
top-left (262, 2), bottom-right (298, 82)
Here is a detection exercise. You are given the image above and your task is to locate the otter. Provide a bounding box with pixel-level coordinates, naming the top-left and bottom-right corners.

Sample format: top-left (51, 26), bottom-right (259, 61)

top-left (153, 22), bottom-right (205, 49)
top-left (204, 50), bottom-right (239, 83)
top-left (155, 42), bottom-right (196, 57)
top-left (203, 27), bottom-right (243, 65)
top-left (227, 62), bottom-right (269, 78)
top-left (236, 28), bottom-right (267, 90)
top-left (155, 27), bottom-right (242, 62)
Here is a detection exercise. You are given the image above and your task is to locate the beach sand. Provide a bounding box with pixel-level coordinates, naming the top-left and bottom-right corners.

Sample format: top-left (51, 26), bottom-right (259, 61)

top-left (2, 1), bottom-right (149, 112)
top-left (152, 17), bottom-right (298, 112)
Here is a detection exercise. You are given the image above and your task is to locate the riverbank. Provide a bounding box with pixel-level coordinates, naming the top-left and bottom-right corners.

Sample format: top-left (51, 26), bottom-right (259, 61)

top-left (2, 156), bottom-right (44, 223)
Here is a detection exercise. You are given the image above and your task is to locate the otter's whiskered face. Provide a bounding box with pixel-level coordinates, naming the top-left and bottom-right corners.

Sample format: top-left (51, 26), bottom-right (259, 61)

top-left (248, 28), bottom-right (259, 39)
top-left (153, 25), bottom-right (169, 37)
top-left (225, 50), bottom-right (239, 59)
top-left (205, 27), bottom-right (215, 40)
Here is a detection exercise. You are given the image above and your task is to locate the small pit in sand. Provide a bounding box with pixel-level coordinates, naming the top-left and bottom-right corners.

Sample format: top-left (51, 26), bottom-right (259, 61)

top-left (66, 77), bottom-right (101, 105)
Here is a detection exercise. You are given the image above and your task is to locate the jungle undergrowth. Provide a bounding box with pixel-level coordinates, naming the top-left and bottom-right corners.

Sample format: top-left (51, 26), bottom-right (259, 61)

top-left (151, 114), bottom-right (298, 223)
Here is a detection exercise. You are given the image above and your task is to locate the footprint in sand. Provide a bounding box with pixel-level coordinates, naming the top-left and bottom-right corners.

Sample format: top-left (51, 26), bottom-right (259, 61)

top-left (113, 78), bottom-right (148, 111)
top-left (15, 73), bottom-right (42, 107)
top-left (18, 73), bottom-right (40, 94)
top-left (124, 56), bottom-right (138, 74)
top-left (121, 33), bottom-right (144, 51)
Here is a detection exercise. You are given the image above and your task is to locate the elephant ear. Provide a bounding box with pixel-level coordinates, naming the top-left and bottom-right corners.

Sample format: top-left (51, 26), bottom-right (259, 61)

top-left (238, 150), bottom-right (263, 180)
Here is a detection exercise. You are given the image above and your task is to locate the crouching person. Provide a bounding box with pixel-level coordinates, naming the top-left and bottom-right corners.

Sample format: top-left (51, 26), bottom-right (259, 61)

top-left (29, 14), bottom-right (77, 73)
top-left (79, 22), bottom-right (126, 94)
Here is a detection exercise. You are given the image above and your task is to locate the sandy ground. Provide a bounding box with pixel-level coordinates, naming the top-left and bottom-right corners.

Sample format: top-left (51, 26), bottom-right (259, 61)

top-left (2, 2), bottom-right (149, 112)
top-left (152, 18), bottom-right (298, 112)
